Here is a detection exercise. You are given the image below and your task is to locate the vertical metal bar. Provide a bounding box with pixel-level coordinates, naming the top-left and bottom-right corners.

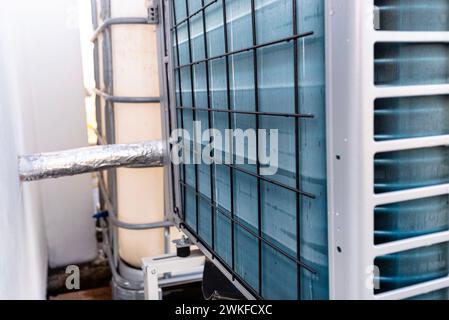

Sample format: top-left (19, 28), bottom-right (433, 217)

top-left (91, 0), bottom-right (106, 211)
top-left (201, 0), bottom-right (216, 251)
top-left (165, 61), bottom-right (177, 213)
top-left (165, 0), bottom-right (184, 225)
top-left (164, 227), bottom-right (171, 255)
top-left (292, 0), bottom-right (302, 300)
top-left (101, 0), bottom-right (114, 145)
top-left (161, 0), bottom-right (168, 58)
top-left (91, 0), bottom-right (103, 142)
top-left (163, 0), bottom-right (172, 255)
top-left (185, 0), bottom-right (200, 233)
top-left (101, 0), bottom-right (119, 267)
top-left (221, 0), bottom-right (236, 276)
top-left (250, 0), bottom-right (262, 295)
top-left (172, 0), bottom-right (187, 219)
top-left (156, 0), bottom-right (174, 255)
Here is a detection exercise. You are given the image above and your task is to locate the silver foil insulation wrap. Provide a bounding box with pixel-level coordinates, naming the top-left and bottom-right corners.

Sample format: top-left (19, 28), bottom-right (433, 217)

top-left (19, 140), bottom-right (166, 182)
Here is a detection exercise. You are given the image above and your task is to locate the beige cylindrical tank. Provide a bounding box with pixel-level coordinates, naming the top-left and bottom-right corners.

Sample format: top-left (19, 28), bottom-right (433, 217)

top-left (112, 0), bottom-right (165, 268)
top-left (95, 0), bottom-right (179, 268)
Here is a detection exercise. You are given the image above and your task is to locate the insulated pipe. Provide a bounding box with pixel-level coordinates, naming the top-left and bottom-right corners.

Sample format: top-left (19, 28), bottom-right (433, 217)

top-left (18, 140), bottom-right (166, 182)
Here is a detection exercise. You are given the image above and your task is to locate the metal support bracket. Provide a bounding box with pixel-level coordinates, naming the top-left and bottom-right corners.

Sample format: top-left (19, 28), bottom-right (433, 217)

top-left (142, 250), bottom-right (205, 300)
top-left (148, 0), bottom-right (159, 25)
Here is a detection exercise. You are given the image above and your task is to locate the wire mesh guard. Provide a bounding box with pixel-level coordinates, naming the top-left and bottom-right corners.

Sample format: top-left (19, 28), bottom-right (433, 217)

top-left (170, 0), bottom-right (327, 300)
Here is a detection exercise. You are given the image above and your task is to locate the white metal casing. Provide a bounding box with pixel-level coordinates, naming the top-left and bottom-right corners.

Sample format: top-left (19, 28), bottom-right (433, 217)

top-left (326, 0), bottom-right (449, 300)
top-left (142, 250), bottom-right (205, 300)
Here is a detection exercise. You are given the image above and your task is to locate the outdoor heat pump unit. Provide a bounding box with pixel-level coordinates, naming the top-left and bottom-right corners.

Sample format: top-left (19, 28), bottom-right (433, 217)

top-left (162, 0), bottom-right (328, 300)
top-left (157, 0), bottom-right (449, 300)
top-left (156, 0), bottom-right (449, 300)
top-left (19, 0), bottom-right (449, 301)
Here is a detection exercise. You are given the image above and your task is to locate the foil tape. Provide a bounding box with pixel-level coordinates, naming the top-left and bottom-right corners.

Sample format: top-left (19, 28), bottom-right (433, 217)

top-left (19, 140), bottom-right (166, 182)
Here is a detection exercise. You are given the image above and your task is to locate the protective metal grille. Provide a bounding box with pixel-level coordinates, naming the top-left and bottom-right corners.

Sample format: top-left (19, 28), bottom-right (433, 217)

top-left (170, 0), bottom-right (327, 299)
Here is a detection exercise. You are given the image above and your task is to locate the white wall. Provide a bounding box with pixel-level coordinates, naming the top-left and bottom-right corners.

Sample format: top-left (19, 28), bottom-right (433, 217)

top-left (0, 2), bottom-right (48, 299)
top-left (22, 0), bottom-right (97, 269)
top-left (0, 0), bottom-right (97, 299)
